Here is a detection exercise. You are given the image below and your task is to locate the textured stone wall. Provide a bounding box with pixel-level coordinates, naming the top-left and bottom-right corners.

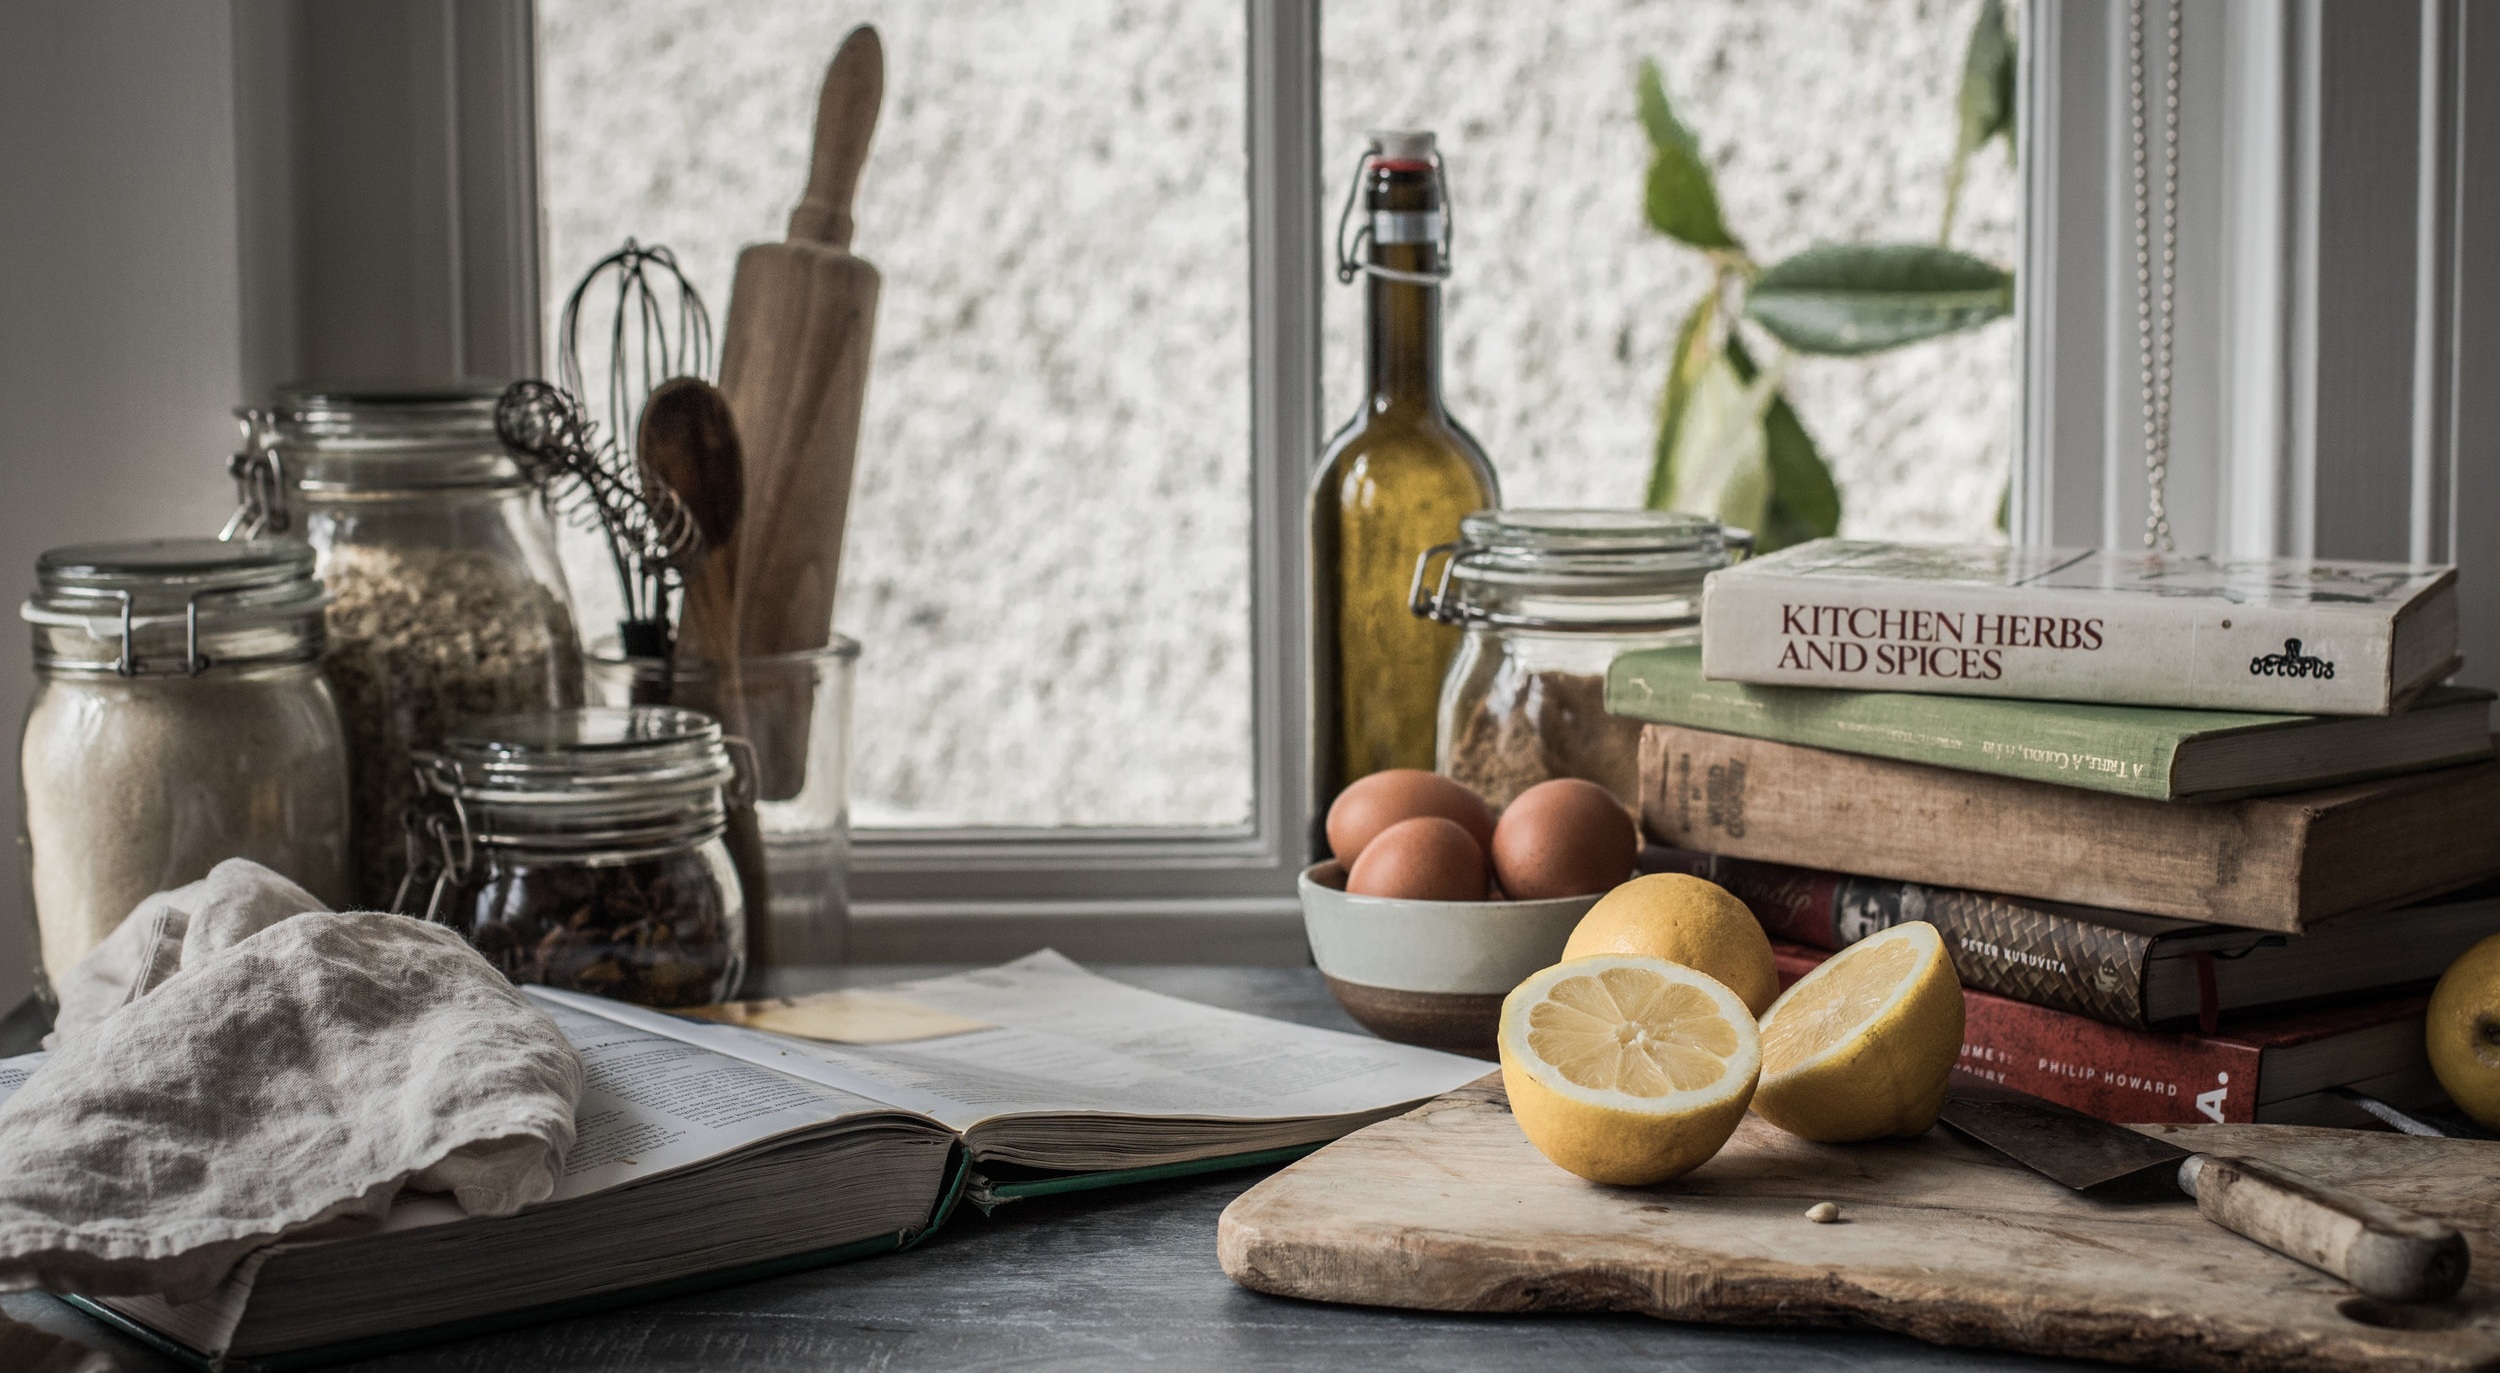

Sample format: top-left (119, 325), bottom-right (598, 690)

top-left (539, 0), bottom-right (2014, 829)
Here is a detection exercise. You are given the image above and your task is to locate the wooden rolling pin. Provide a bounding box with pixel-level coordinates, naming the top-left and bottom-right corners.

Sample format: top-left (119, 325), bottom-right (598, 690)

top-left (717, 24), bottom-right (882, 666)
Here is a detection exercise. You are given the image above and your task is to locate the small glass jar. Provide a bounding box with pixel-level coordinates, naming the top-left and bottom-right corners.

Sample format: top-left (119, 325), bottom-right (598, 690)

top-left (227, 383), bottom-right (583, 907)
top-left (1411, 509), bottom-right (1748, 809)
top-left (19, 538), bottom-right (350, 998)
top-left (406, 706), bottom-right (746, 1008)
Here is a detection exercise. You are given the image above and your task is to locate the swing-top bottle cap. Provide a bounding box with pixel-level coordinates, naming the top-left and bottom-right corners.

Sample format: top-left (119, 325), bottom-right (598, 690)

top-left (1368, 130), bottom-right (1437, 165)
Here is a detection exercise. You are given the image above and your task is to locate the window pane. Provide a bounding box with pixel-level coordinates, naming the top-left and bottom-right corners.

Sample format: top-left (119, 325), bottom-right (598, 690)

top-left (1322, 1), bottom-right (2019, 539)
top-left (539, 1), bottom-right (1254, 829)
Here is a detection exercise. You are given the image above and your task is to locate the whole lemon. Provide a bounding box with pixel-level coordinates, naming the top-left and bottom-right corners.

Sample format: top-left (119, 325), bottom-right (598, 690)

top-left (2427, 932), bottom-right (2500, 1130)
top-left (1561, 873), bottom-right (1779, 1016)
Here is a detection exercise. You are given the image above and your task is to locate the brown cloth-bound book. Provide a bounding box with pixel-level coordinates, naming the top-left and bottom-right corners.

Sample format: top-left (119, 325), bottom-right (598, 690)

top-left (1638, 724), bottom-right (2500, 932)
top-left (1647, 847), bottom-right (2500, 1030)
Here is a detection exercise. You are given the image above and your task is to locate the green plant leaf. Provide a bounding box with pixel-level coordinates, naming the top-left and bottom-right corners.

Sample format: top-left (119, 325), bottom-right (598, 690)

top-left (1959, 0), bottom-right (2015, 156)
top-left (1745, 243), bottom-right (2013, 355)
top-left (1646, 289), bottom-right (1720, 507)
top-left (1726, 334), bottom-right (1840, 550)
top-left (1941, 0), bottom-right (2017, 241)
top-left (1638, 60), bottom-right (1739, 250)
top-left (1655, 348), bottom-right (1775, 535)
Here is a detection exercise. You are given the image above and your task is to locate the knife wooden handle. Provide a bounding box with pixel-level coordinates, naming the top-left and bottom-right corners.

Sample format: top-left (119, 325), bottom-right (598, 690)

top-left (2181, 1153), bottom-right (2469, 1302)
top-left (786, 25), bottom-right (883, 250)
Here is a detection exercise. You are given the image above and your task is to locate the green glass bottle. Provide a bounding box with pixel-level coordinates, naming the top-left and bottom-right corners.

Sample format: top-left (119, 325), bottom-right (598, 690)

top-left (1309, 131), bottom-right (1500, 845)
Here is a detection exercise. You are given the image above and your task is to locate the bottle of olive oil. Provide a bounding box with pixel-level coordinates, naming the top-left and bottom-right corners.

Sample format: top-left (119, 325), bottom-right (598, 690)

top-left (1309, 130), bottom-right (1499, 845)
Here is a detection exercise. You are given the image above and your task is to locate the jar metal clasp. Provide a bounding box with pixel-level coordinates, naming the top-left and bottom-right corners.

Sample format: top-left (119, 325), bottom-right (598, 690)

top-left (98, 590), bottom-right (216, 678)
top-left (1407, 540), bottom-right (1467, 627)
top-left (393, 755), bottom-right (477, 923)
top-left (219, 409), bottom-right (289, 540)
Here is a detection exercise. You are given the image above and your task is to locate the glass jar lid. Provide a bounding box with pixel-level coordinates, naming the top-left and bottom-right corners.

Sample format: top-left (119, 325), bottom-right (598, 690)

top-left (425, 706), bottom-right (740, 809)
top-left (22, 537), bottom-right (328, 675)
top-left (227, 380), bottom-right (529, 537)
top-left (1410, 508), bottom-right (1751, 633)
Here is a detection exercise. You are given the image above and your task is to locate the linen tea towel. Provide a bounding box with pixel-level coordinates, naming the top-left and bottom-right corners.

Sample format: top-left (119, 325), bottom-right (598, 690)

top-left (0, 860), bottom-right (582, 1302)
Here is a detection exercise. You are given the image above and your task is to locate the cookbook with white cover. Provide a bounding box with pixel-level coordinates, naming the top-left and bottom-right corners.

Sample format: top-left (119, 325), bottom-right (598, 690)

top-left (1698, 540), bottom-right (2459, 715)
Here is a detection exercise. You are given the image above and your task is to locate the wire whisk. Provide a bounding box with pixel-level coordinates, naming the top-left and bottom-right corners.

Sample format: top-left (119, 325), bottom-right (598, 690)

top-left (557, 240), bottom-right (715, 470)
top-left (500, 240), bottom-right (719, 657)
top-left (495, 380), bottom-right (703, 656)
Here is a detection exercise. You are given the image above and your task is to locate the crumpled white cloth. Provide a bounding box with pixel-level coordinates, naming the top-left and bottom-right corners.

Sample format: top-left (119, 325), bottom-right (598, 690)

top-left (0, 859), bottom-right (582, 1302)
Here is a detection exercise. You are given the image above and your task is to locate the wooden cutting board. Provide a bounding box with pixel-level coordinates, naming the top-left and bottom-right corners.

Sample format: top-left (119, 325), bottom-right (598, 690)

top-left (1219, 1077), bottom-right (2500, 1372)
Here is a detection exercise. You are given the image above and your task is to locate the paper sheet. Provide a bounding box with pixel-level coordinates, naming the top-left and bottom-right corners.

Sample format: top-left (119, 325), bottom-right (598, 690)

top-left (553, 951), bottom-right (1490, 1135)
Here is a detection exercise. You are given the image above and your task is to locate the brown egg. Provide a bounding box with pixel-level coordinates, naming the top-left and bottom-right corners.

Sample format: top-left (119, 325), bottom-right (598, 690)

top-left (1326, 769), bottom-right (1497, 865)
top-left (1346, 817), bottom-right (1489, 902)
top-left (1491, 779), bottom-right (1639, 900)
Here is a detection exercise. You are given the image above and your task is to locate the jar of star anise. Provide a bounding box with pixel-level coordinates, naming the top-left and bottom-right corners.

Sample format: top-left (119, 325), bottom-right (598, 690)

top-left (402, 705), bottom-right (746, 1007)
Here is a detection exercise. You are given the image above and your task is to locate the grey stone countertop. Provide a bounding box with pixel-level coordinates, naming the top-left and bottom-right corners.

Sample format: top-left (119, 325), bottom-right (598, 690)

top-left (0, 965), bottom-right (2075, 1371)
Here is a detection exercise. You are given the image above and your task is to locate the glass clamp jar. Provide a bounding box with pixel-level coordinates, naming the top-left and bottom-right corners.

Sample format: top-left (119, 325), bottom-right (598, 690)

top-left (401, 706), bottom-right (749, 1008)
top-left (1409, 508), bottom-right (1750, 810)
top-left (19, 538), bottom-right (350, 996)
top-left (224, 382), bottom-right (583, 909)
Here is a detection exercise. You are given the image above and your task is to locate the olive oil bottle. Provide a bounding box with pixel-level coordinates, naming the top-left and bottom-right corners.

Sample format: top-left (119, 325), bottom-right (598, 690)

top-left (1309, 131), bottom-right (1499, 843)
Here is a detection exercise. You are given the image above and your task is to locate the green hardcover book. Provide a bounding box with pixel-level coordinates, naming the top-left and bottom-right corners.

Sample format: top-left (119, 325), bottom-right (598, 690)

top-left (1608, 644), bottom-right (2494, 801)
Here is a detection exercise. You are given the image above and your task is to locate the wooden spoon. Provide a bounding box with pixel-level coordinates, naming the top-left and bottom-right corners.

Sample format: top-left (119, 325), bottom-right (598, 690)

top-left (640, 376), bottom-right (744, 663)
top-left (638, 378), bottom-right (774, 979)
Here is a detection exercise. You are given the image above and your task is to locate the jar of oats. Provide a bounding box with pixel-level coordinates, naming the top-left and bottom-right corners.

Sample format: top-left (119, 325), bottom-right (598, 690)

top-left (227, 383), bottom-right (583, 907)
top-left (1411, 509), bottom-right (1746, 810)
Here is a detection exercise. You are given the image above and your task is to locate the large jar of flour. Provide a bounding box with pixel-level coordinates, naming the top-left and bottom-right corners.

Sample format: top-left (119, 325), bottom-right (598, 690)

top-left (19, 538), bottom-right (350, 997)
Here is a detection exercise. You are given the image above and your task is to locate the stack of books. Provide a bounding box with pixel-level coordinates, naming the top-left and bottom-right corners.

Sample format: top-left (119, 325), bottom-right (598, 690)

top-left (1608, 540), bottom-right (2500, 1128)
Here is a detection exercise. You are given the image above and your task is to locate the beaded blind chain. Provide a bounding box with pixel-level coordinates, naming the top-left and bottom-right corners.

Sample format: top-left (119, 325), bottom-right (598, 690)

top-left (2130, 0), bottom-right (2182, 552)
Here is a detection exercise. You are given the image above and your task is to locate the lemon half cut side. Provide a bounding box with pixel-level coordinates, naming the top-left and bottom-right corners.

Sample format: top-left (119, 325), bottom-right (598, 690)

top-left (1497, 956), bottom-right (1761, 1185)
top-left (1751, 920), bottom-right (1965, 1143)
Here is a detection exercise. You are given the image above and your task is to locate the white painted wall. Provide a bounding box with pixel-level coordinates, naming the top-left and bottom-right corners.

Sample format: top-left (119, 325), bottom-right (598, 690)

top-left (0, 2), bottom-right (244, 1009)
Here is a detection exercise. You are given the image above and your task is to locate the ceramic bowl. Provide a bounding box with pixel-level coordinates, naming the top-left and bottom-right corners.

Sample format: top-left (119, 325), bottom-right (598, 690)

top-left (1299, 861), bottom-right (1601, 1060)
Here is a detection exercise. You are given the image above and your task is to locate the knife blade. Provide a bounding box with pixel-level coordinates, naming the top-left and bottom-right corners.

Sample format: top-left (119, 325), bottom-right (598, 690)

top-left (1939, 1074), bottom-right (2469, 1303)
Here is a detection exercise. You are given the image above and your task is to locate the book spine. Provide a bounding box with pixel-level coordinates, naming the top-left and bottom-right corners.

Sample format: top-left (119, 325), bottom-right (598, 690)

top-left (1608, 653), bottom-right (2183, 800)
top-left (1649, 848), bottom-right (2159, 1025)
top-left (1772, 947), bottom-right (2262, 1124)
top-left (1639, 724), bottom-right (2310, 929)
top-left (1700, 571), bottom-right (2399, 714)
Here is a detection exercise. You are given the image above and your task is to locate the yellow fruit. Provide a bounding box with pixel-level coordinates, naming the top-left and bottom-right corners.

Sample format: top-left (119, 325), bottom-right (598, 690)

top-left (2427, 932), bottom-right (2500, 1130)
top-left (1562, 873), bottom-right (1779, 1015)
top-left (1751, 921), bottom-right (1964, 1142)
top-left (1498, 955), bottom-right (1761, 1185)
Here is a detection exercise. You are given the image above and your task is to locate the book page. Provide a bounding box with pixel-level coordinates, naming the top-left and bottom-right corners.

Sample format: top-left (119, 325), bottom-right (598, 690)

top-left (553, 952), bottom-right (1489, 1134)
top-left (527, 994), bottom-right (940, 1200)
top-left (0, 1051), bottom-right (44, 1099)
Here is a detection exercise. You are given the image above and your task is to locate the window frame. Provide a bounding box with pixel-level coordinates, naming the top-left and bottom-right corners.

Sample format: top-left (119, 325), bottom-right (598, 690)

top-left (838, 0), bottom-right (1322, 956)
top-left (2016, 0), bottom-right (2498, 594)
top-left (234, 0), bottom-right (2500, 961)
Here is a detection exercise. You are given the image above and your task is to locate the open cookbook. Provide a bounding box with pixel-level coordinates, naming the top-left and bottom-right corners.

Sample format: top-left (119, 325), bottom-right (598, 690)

top-left (2, 952), bottom-right (1485, 1371)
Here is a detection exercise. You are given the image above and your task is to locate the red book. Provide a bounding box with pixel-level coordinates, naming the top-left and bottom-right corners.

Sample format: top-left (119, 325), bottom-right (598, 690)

top-left (1770, 943), bottom-right (2435, 1126)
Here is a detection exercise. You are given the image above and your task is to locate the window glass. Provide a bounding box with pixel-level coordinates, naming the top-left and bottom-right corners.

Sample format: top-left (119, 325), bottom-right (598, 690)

top-left (539, 0), bottom-right (1255, 829)
top-left (1322, 1), bottom-right (2020, 539)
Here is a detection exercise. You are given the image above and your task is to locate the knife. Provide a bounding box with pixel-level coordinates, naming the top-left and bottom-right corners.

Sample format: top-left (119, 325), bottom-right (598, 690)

top-left (1938, 1075), bottom-right (2469, 1303)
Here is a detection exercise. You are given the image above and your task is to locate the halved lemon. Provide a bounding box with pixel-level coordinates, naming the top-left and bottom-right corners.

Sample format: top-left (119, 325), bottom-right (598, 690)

top-left (1752, 920), bottom-right (1964, 1142)
top-left (1497, 956), bottom-right (1761, 1185)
